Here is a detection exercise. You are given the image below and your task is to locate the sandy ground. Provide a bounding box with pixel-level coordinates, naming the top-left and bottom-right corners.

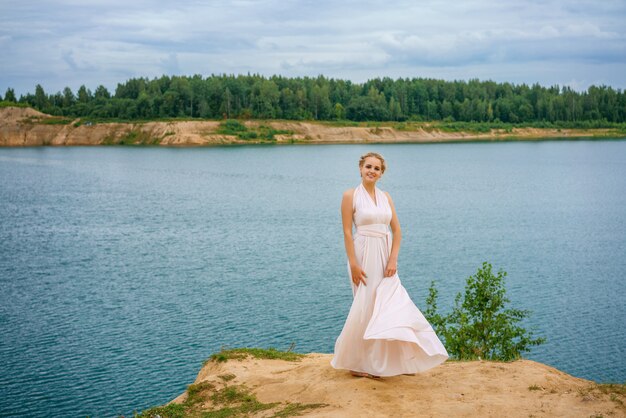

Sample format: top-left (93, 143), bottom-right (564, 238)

top-left (169, 353), bottom-right (625, 417)
top-left (1, 107), bottom-right (622, 147)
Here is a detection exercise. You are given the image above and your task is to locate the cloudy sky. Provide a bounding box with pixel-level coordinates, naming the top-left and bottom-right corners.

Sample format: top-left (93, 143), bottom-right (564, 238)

top-left (1, 0), bottom-right (625, 96)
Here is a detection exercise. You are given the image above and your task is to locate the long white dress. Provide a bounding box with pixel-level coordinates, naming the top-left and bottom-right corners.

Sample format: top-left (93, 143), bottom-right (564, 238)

top-left (330, 184), bottom-right (449, 376)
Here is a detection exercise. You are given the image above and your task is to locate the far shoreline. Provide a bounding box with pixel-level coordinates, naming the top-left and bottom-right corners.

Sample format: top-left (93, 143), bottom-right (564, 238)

top-left (1, 106), bottom-right (625, 147)
top-left (4, 136), bottom-right (626, 150)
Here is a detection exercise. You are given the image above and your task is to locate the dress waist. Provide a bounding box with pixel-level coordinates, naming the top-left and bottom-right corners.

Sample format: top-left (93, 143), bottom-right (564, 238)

top-left (355, 224), bottom-right (390, 238)
top-left (355, 224), bottom-right (392, 255)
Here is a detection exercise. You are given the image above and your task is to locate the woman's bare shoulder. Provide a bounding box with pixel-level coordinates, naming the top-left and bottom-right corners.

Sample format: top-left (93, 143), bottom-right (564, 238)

top-left (341, 189), bottom-right (354, 202)
top-left (342, 188), bottom-right (355, 199)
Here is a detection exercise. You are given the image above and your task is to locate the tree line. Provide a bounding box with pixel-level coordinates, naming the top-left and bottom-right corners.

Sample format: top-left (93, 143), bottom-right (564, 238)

top-left (2, 74), bottom-right (625, 123)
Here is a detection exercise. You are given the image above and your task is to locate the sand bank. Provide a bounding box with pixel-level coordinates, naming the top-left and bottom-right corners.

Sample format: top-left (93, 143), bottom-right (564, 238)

top-left (1, 107), bottom-right (623, 147)
top-left (159, 352), bottom-right (625, 417)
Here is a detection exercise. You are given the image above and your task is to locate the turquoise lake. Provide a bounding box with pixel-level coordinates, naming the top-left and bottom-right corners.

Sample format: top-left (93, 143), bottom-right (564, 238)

top-left (1, 141), bottom-right (625, 417)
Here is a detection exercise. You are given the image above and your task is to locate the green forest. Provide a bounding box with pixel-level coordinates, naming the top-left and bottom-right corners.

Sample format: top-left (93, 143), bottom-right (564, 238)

top-left (2, 74), bottom-right (625, 125)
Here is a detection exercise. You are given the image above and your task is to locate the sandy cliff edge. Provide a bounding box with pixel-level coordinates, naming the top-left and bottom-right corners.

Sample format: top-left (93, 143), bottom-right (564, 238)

top-left (161, 353), bottom-right (625, 418)
top-left (1, 107), bottom-right (623, 147)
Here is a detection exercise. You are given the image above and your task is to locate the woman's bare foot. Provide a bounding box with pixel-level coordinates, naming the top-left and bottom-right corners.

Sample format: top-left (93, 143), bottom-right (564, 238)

top-left (350, 371), bottom-right (381, 379)
top-left (350, 371), bottom-right (369, 377)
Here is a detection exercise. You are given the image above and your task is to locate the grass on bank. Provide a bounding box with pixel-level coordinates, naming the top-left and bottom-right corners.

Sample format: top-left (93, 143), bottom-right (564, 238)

top-left (5, 103), bottom-right (626, 138)
top-left (137, 383), bottom-right (326, 418)
top-left (116, 129), bottom-right (160, 145)
top-left (4, 104), bottom-right (626, 132)
top-left (526, 382), bottom-right (626, 412)
top-left (321, 118), bottom-right (626, 132)
top-left (216, 119), bottom-right (293, 141)
top-left (101, 128), bottom-right (167, 145)
top-left (0, 101), bottom-right (29, 108)
top-left (136, 347), bottom-right (325, 418)
top-left (18, 115), bottom-right (74, 125)
top-left (206, 347), bottom-right (305, 364)
top-left (585, 383), bottom-right (626, 411)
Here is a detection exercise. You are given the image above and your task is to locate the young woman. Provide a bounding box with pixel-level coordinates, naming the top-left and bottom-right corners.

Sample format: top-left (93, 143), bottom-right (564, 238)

top-left (331, 152), bottom-right (449, 378)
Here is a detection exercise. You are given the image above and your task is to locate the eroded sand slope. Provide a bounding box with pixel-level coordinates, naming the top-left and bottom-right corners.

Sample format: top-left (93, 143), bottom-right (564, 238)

top-left (1, 107), bottom-right (618, 146)
top-left (168, 353), bottom-right (624, 417)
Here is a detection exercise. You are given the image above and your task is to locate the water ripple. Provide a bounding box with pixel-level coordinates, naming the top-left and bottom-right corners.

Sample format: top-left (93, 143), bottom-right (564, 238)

top-left (1, 143), bottom-right (625, 417)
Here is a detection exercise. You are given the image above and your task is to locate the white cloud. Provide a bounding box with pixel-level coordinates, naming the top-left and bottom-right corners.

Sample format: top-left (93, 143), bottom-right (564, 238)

top-left (1, 0), bottom-right (625, 95)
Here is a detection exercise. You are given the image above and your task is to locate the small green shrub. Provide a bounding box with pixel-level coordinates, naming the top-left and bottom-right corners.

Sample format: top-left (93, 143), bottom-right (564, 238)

top-left (256, 126), bottom-right (292, 140)
top-left (218, 119), bottom-right (247, 135)
top-left (216, 121), bottom-right (292, 140)
top-left (425, 262), bottom-right (545, 361)
top-left (237, 131), bottom-right (258, 140)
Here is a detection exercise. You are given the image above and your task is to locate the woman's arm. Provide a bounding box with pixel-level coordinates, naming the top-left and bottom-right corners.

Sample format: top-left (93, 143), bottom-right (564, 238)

top-left (341, 189), bottom-right (367, 286)
top-left (385, 191), bottom-right (402, 278)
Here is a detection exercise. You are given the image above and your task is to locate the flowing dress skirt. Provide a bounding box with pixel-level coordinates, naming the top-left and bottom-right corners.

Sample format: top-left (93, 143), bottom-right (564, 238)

top-left (331, 224), bottom-right (449, 376)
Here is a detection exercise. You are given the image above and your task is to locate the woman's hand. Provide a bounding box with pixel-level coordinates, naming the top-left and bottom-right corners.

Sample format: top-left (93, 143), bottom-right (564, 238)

top-left (384, 258), bottom-right (398, 278)
top-left (350, 263), bottom-right (367, 286)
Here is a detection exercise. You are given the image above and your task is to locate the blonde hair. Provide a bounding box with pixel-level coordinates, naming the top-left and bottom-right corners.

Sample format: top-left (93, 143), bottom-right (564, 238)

top-left (359, 152), bottom-right (386, 173)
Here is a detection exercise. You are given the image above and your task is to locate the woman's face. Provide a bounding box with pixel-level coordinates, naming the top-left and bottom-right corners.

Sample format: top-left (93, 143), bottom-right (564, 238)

top-left (360, 157), bottom-right (383, 184)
